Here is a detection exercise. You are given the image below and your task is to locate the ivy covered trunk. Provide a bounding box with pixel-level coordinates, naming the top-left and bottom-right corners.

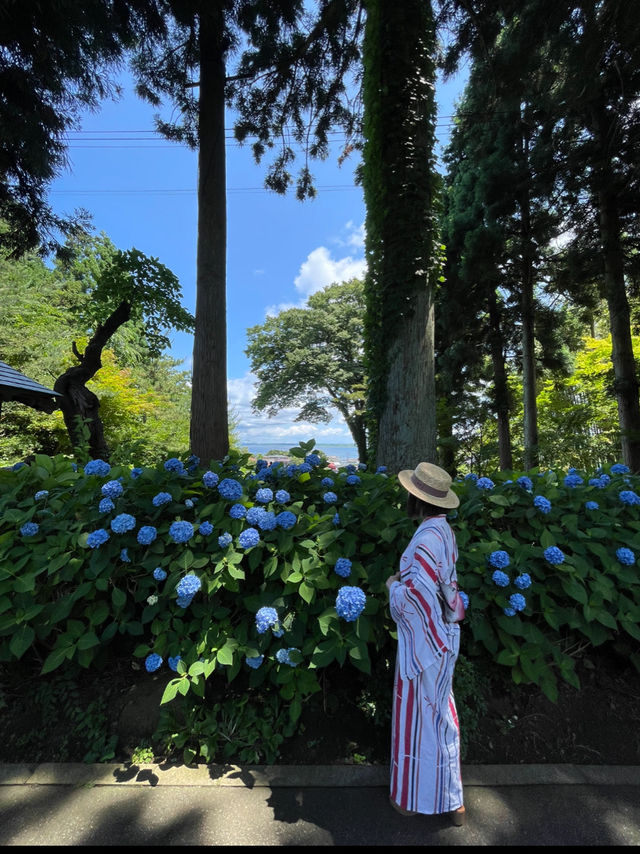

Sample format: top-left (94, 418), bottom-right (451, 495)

top-left (599, 185), bottom-right (640, 472)
top-left (190, 5), bottom-right (230, 465)
top-left (361, 0), bottom-right (438, 473)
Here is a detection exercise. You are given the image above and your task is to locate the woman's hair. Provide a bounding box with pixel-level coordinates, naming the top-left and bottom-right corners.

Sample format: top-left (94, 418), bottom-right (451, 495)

top-left (405, 492), bottom-right (445, 520)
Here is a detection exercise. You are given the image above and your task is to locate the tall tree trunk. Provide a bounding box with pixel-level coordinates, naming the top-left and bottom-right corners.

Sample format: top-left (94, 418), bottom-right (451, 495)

top-left (190, 5), bottom-right (229, 465)
top-left (376, 288), bottom-right (436, 471)
top-left (519, 126), bottom-right (539, 471)
top-left (599, 187), bottom-right (640, 471)
top-left (488, 289), bottom-right (513, 470)
top-left (362, 0), bottom-right (438, 474)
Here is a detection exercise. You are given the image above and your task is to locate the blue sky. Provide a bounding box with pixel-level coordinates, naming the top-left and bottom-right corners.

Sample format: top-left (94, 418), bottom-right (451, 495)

top-left (48, 66), bottom-right (467, 449)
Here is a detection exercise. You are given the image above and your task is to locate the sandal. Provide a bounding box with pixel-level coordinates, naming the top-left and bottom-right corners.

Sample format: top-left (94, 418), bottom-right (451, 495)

top-left (450, 805), bottom-right (466, 826)
top-left (389, 797), bottom-right (417, 816)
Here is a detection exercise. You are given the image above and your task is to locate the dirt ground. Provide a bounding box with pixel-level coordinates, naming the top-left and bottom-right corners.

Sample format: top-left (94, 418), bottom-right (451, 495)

top-left (1, 648), bottom-right (638, 767)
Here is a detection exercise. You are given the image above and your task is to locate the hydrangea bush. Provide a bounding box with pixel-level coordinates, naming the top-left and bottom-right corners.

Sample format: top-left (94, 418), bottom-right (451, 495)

top-left (454, 464), bottom-right (640, 700)
top-left (1, 443), bottom-right (639, 762)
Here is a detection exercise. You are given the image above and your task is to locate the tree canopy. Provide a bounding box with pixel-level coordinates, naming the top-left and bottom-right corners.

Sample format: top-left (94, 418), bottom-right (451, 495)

top-left (245, 278), bottom-right (368, 460)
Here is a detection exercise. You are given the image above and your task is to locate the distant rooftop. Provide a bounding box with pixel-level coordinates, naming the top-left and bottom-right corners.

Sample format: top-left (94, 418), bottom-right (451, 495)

top-left (0, 361), bottom-right (63, 413)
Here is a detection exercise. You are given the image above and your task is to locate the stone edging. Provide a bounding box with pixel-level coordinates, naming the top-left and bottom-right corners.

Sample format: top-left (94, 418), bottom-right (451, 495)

top-left (0, 762), bottom-right (638, 788)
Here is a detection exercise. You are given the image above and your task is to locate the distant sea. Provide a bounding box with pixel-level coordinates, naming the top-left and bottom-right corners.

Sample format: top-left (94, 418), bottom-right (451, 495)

top-left (243, 442), bottom-right (360, 463)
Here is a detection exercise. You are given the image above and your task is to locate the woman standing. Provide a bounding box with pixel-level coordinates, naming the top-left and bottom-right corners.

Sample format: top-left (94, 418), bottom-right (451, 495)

top-left (385, 462), bottom-right (466, 825)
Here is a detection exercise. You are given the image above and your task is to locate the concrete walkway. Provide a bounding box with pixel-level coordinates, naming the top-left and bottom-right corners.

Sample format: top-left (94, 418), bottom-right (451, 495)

top-left (1, 762), bottom-right (639, 846)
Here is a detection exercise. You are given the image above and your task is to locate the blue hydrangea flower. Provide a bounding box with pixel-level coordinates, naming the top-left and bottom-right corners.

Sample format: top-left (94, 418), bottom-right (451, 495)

top-left (616, 547), bottom-right (636, 565)
top-left (255, 606), bottom-right (279, 634)
top-left (276, 511), bottom-right (296, 530)
top-left (199, 521), bottom-right (213, 536)
top-left (239, 527), bottom-right (260, 548)
top-left (345, 464), bottom-right (357, 474)
top-left (229, 503), bottom-right (247, 519)
top-left (164, 457), bottom-right (186, 474)
top-left (99, 497), bottom-right (115, 514)
top-left (598, 474), bottom-right (610, 485)
top-left (257, 511), bottom-right (277, 531)
top-left (111, 513), bottom-right (136, 534)
top-left (544, 546), bottom-right (565, 565)
top-left (358, 463), bottom-right (367, 471)
top-left (465, 473), bottom-right (478, 482)
top-left (203, 470), bottom-right (219, 488)
top-left (34, 490), bottom-right (48, 500)
top-left (346, 475), bottom-right (361, 485)
top-left (153, 567), bottom-right (167, 581)
top-left (218, 532), bottom-right (232, 548)
top-left (476, 477), bottom-right (494, 490)
top-left (611, 463), bottom-right (630, 474)
top-left (87, 528), bottom-right (109, 548)
top-left (298, 462), bottom-right (312, 474)
top-left (218, 478), bottom-right (243, 500)
top-left (169, 521), bottom-right (194, 544)
top-left (84, 459), bottom-right (111, 477)
top-left (130, 467), bottom-right (143, 478)
top-left (585, 501), bottom-right (599, 510)
top-left (120, 548), bottom-right (131, 562)
top-left (305, 453), bottom-right (321, 466)
top-left (514, 573), bottom-right (532, 589)
top-left (276, 648), bottom-right (300, 667)
top-left (276, 510), bottom-right (296, 531)
top-left (516, 476), bottom-right (533, 491)
top-left (376, 466), bottom-right (387, 474)
top-left (168, 655), bottom-right (182, 672)
top-left (564, 473), bottom-right (583, 488)
top-left (176, 594), bottom-right (193, 608)
top-left (11, 461), bottom-right (27, 470)
top-left (246, 655), bottom-right (264, 669)
top-left (152, 492), bottom-right (172, 507)
top-left (509, 593), bottom-right (526, 611)
top-left (619, 490), bottom-right (640, 506)
top-left (101, 480), bottom-right (123, 499)
top-left (335, 586), bottom-right (366, 622)
top-left (323, 491), bottom-right (338, 504)
top-left (321, 477), bottom-right (334, 487)
top-left (246, 506), bottom-right (267, 526)
top-left (20, 522), bottom-right (39, 537)
top-left (137, 525), bottom-right (157, 546)
top-left (185, 499), bottom-right (194, 508)
top-left (488, 550), bottom-right (510, 568)
top-left (533, 495), bottom-right (552, 514)
top-left (459, 591), bottom-right (469, 610)
top-left (333, 513), bottom-right (340, 526)
top-left (255, 487), bottom-right (273, 503)
top-left (491, 569), bottom-right (510, 587)
top-left (334, 557), bottom-right (352, 578)
top-left (503, 607), bottom-right (516, 617)
top-left (144, 653), bottom-right (163, 673)
top-left (176, 574), bottom-right (201, 598)
top-left (275, 489), bottom-right (290, 504)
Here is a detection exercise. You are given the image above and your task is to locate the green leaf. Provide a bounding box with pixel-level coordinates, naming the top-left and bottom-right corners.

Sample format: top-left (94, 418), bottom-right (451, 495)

top-left (9, 624), bottom-right (35, 659)
top-left (111, 587), bottom-right (127, 609)
top-left (161, 679), bottom-right (181, 704)
top-left (76, 631), bottom-right (100, 650)
top-left (299, 581), bottom-right (315, 603)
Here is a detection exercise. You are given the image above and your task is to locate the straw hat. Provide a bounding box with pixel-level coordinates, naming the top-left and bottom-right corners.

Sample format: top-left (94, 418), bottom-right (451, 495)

top-left (397, 462), bottom-right (459, 509)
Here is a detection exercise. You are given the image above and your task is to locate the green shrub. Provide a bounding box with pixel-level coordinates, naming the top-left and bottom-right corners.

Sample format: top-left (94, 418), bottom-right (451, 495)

top-left (1, 442), bottom-right (639, 767)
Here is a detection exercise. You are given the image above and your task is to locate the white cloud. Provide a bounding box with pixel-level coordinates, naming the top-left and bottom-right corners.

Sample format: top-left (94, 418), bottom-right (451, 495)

top-left (227, 373), bottom-right (354, 448)
top-left (294, 242), bottom-right (366, 299)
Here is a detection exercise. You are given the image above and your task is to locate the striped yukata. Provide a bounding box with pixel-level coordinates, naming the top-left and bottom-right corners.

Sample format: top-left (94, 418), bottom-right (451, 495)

top-left (388, 514), bottom-right (464, 815)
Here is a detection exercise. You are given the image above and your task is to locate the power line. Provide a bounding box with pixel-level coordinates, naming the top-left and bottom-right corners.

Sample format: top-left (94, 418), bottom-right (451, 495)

top-left (49, 184), bottom-right (361, 196)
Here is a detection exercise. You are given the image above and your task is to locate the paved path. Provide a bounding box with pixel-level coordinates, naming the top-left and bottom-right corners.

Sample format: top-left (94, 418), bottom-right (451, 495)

top-left (1, 762), bottom-right (639, 846)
